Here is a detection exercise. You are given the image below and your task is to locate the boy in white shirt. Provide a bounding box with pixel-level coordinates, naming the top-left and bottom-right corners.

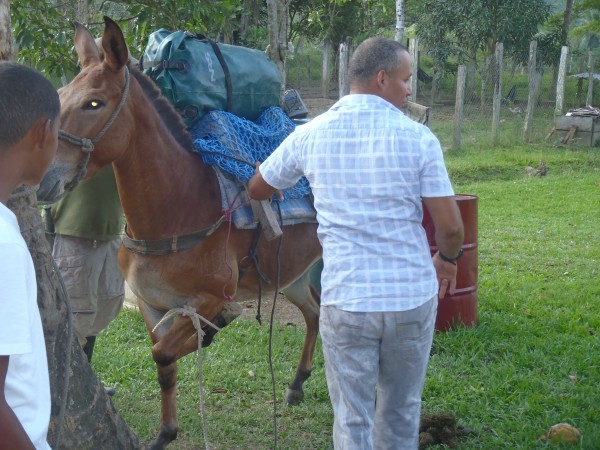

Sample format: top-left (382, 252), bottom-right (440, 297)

top-left (0, 61), bottom-right (60, 450)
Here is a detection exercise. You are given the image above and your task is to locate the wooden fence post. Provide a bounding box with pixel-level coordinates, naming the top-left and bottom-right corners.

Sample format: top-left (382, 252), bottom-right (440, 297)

top-left (454, 65), bottom-right (466, 149)
top-left (523, 40), bottom-right (538, 143)
top-left (409, 38), bottom-right (418, 102)
top-left (492, 42), bottom-right (503, 145)
top-left (338, 37), bottom-right (353, 98)
top-left (555, 45), bottom-right (569, 116)
top-left (322, 38), bottom-right (331, 98)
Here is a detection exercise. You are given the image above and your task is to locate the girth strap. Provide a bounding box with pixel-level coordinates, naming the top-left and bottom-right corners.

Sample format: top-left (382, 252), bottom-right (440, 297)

top-left (121, 218), bottom-right (224, 256)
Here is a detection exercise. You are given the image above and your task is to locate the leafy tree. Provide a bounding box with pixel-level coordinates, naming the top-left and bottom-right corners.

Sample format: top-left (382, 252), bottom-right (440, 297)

top-left (11, 0), bottom-right (249, 78)
top-left (571, 0), bottom-right (600, 37)
top-left (288, 0), bottom-right (403, 50)
top-left (414, 0), bottom-right (550, 102)
top-left (11, 0), bottom-right (78, 79)
top-left (415, 0), bottom-right (550, 71)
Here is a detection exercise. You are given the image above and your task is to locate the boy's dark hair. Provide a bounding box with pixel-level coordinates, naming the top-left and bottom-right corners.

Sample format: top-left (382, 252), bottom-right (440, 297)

top-left (0, 61), bottom-right (60, 148)
top-left (349, 37), bottom-right (408, 86)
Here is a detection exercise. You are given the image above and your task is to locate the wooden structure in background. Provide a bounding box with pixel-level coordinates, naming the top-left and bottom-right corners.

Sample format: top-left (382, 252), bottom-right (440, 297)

top-left (555, 113), bottom-right (600, 146)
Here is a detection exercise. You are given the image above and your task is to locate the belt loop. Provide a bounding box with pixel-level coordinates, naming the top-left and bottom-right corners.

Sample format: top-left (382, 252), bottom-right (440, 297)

top-left (171, 236), bottom-right (178, 253)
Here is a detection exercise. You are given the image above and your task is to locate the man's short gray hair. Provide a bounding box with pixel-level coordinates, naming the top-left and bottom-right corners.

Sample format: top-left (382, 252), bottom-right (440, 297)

top-left (349, 37), bottom-right (408, 86)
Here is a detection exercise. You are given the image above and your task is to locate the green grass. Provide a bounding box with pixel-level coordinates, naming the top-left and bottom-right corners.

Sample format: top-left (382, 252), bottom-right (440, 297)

top-left (94, 144), bottom-right (600, 449)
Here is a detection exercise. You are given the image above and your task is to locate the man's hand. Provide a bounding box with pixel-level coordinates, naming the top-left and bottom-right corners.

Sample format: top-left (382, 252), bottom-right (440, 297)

top-left (432, 251), bottom-right (458, 299)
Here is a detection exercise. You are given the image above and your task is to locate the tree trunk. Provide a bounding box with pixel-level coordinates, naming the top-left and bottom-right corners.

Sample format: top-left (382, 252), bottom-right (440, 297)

top-left (77, 0), bottom-right (89, 24)
top-left (8, 189), bottom-right (139, 450)
top-left (0, 0), bottom-right (13, 60)
top-left (466, 54), bottom-right (477, 103)
top-left (395, 0), bottom-right (405, 43)
top-left (240, 0), bottom-right (262, 41)
top-left (562, 0), bottom-right (575, 44)
top-left (267, 0), bottom-right (289, 90)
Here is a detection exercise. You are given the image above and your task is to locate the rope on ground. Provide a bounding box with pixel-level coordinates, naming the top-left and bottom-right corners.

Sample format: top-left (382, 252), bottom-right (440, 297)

top-left (152, 306), bottom-right (222, 450)
top-left (268, 202), bottom-right (284, 450)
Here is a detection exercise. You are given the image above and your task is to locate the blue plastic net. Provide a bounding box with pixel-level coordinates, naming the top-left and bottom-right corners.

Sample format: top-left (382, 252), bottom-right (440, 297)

top-left (190, 106), bottom-right (311, 199)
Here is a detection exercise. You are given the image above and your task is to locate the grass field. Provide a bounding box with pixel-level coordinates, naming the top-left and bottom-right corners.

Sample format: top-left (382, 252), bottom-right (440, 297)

top-left (94, 142), bottom-right (599, 449)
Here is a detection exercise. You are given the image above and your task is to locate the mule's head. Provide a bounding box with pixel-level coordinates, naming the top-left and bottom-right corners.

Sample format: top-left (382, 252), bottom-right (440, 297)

top-left (38, 16), bottom-right (133, 203)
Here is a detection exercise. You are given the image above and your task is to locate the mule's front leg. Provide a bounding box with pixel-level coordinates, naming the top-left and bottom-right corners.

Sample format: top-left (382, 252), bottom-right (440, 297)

top-left (147, 316), bottom-right (197, 450)
top-left (148, 362), bottom-right (179, 450)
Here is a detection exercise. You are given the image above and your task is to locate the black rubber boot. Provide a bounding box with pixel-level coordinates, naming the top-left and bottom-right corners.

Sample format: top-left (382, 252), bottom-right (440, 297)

top-left (82, 335), bottom-right (96, 363)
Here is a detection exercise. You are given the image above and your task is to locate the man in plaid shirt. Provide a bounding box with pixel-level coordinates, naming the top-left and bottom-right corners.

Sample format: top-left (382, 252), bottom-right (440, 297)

top-left (249, 37), bottom-right (464, 449)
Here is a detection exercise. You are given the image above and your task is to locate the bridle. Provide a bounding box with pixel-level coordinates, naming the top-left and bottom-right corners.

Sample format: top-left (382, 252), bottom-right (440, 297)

top-left (57, 65), bottom-right (130, 192)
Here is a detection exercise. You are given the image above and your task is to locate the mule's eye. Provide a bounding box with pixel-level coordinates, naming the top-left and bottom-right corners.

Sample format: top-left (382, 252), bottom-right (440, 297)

top-left (83, 100), bottom-right (104, 110)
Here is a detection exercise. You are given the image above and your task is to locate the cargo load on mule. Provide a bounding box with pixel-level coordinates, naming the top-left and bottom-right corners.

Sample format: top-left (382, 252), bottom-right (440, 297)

top-left (140, 28), bottom-right (315, 239)
top-left (140, 29), bottom-right (284, 127)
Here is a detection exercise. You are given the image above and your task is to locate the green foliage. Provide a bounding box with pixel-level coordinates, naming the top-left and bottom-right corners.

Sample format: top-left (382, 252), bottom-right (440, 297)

top-left (288, 0), bottom-right (397, 50)
top-left (11, 0), bottom-right (78, 80)
top-left (93, 143), bottom-right (600, 449)
top-left (100, 0), bottom-right (245, 54)
top-left (10, 0), bottom-right (249, 75)
top-left (416, 0), bottom-right (551, 76)
top-left (571, 0), bottom-right (600, 40)
top-left (529, 13), bottom-right (564, 68)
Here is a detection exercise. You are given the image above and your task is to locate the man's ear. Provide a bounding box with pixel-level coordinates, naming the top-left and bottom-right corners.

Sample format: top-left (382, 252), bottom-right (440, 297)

top-left (370, 69), bottom-right (389, 95)
top-left (375, 69), bottom-right (386, 88)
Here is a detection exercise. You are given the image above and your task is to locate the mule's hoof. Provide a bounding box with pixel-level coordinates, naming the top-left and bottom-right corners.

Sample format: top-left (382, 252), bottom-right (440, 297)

top-left (147, 427), bottom-right (178, 450)
top-left (104, 386), bottom-right (116, 397)
top-left (285, 388), bottom-right (305, 406)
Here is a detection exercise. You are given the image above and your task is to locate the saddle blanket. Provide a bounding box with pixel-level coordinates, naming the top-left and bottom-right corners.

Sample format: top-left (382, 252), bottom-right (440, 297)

top-left (213, 167), bottom-right (316, 230)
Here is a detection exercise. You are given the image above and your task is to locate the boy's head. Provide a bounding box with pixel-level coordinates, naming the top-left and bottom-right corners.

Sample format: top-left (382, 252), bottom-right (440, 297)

top-left (0, 62), bottom-right (61, 187)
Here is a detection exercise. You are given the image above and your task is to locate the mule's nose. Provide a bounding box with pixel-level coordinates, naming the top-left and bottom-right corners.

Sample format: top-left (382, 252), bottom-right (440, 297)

top-left (37, 171), bottom-right (65, 205)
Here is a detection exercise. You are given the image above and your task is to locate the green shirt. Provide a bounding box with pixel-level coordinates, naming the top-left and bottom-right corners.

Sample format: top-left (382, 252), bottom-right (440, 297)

top-left (51, 166), bottom-right (124, 240)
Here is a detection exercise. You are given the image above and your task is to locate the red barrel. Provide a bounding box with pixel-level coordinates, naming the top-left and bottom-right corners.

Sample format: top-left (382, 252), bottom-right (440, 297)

top-left (422, 194), bottom-right (478, 331)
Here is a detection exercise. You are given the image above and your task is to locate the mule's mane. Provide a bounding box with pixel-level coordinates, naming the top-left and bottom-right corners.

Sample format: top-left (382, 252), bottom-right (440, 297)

top-left (128, 64), bottom-right (194, 151)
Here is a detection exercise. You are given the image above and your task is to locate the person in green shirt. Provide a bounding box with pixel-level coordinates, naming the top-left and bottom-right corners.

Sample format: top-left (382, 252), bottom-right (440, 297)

top-left (49, 165), bottom-right (124, 367)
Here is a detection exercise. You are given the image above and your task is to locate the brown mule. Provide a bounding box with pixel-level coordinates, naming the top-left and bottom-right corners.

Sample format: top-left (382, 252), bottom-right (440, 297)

top-left (39, 16), bottom-right (322, 450)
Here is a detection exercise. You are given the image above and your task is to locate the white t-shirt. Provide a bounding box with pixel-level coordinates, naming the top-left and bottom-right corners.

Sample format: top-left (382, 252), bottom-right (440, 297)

top-left (0, 202), bottom-right (52, 450)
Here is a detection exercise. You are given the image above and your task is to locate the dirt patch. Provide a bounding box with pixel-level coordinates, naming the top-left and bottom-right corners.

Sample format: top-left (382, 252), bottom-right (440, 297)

top-left (304, 97), bottom-right (337, 118)
top-left (238, 293), bottom-right (306, 327)
top-left (419, 412), bottom-right (475, 449)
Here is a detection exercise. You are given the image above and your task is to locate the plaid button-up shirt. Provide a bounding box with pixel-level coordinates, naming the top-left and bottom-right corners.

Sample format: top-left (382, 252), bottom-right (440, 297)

top-left (260, 94), bottom-right (455, 312)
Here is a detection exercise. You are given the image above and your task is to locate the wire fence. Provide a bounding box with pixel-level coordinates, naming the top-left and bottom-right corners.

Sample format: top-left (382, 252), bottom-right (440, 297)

top-left (286, 42), bottom-right (600, 147)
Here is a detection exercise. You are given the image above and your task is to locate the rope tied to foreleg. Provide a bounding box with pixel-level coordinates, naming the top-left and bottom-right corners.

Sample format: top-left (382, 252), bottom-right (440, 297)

top-left (152, 305), bottom-right (222, 450)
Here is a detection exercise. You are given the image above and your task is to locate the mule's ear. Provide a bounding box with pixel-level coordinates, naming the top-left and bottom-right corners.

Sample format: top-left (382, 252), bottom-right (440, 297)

top-left (73, 21), bottom-right (101, 68)
top-left (101, 16), bottom-right (129, 72)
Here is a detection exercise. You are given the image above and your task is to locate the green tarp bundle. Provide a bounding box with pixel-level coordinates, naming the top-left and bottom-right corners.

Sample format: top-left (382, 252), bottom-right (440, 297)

top-left (142, 29), bottom-right (283, 128)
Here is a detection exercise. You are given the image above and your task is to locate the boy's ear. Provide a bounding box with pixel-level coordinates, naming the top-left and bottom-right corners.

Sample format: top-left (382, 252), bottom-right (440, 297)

top-left (24, 118), bottom-right (56, 156)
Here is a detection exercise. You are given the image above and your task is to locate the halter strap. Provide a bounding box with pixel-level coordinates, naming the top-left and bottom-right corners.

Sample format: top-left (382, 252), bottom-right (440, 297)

top-left (57, 66), bottom-right (131, 193)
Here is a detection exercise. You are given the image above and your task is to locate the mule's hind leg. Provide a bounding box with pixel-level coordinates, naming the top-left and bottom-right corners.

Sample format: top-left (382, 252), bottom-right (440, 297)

top-left (281, 260), bottom-right (322, 405)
